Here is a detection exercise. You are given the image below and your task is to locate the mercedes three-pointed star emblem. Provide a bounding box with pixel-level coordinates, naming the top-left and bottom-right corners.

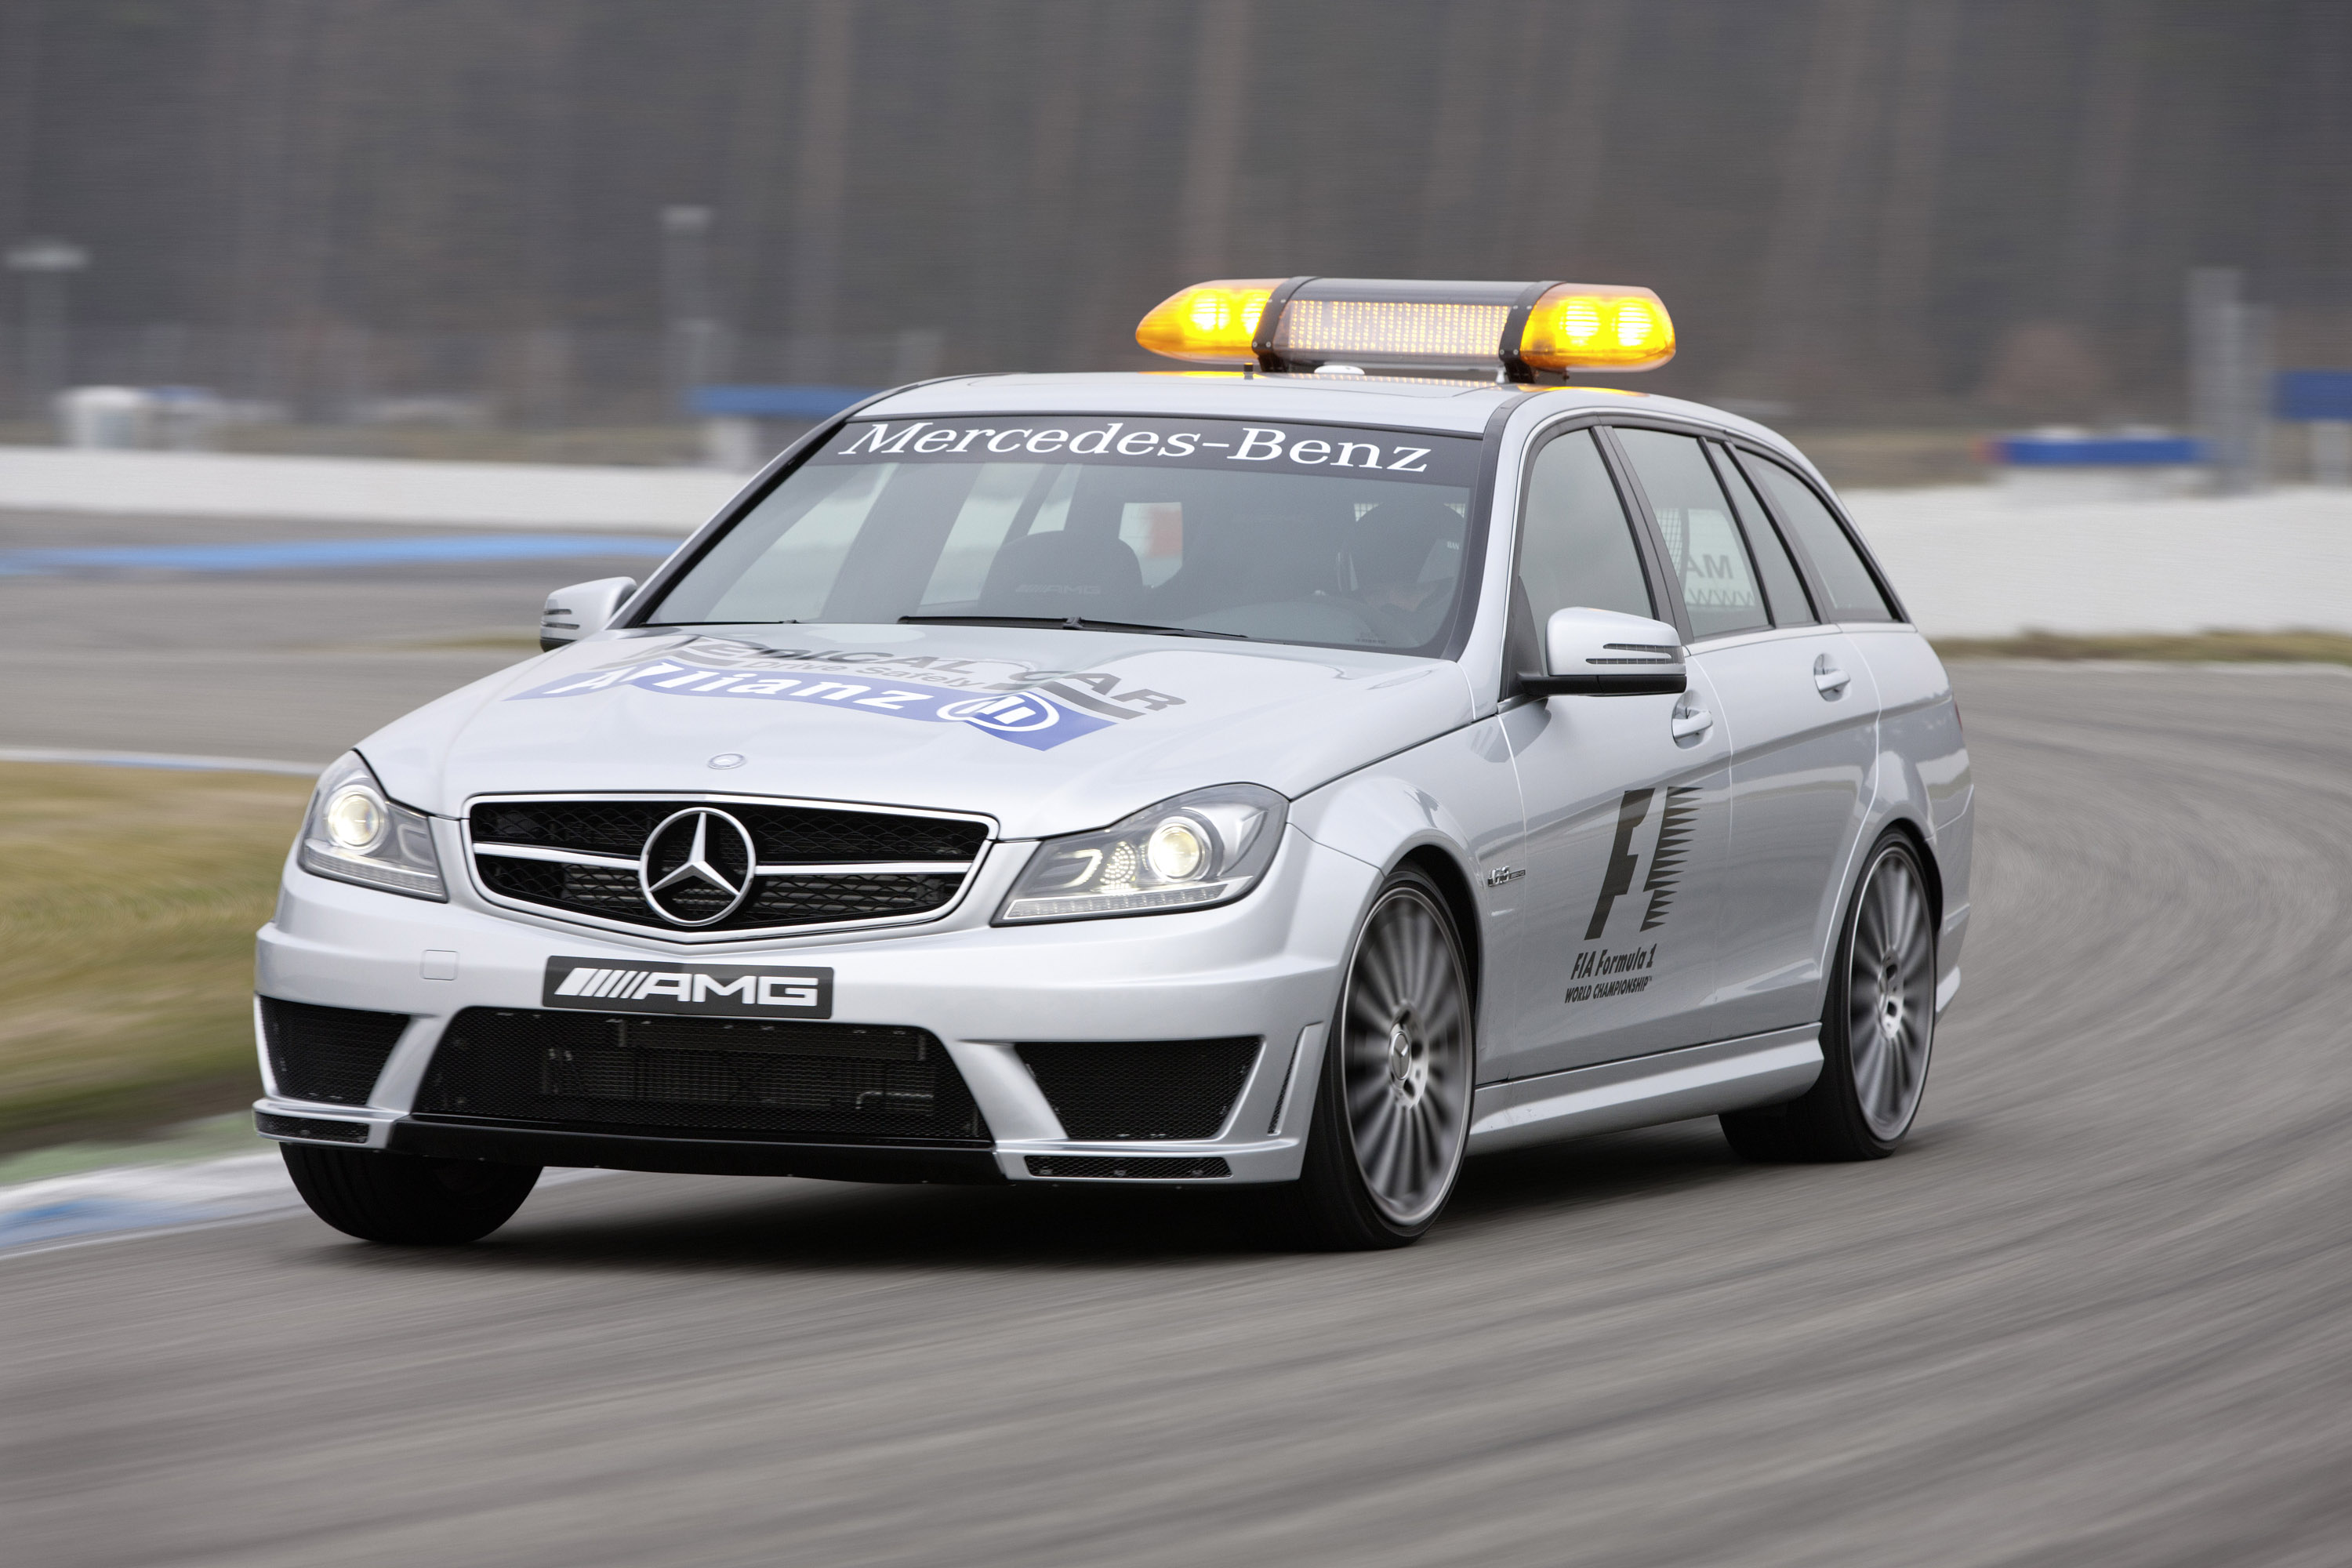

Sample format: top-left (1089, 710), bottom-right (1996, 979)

top-left (637, 807), bottom-right (758, 926)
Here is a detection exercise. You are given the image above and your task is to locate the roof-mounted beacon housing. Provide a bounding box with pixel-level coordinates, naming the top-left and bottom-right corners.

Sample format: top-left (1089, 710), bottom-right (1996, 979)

top-left (1135, 276), bottom-right (1675, 379)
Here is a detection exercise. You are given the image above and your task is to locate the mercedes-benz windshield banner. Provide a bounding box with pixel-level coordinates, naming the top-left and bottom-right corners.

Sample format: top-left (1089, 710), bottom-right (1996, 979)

top-left (813, 416), bottom-right (1480, 487)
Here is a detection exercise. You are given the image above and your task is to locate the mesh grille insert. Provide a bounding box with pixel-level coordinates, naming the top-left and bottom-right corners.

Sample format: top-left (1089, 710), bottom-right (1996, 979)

top-left (469, 798), bottom-right (986, 934)
top-left (1025, 1155), bottom-right (1232, 1179)
top-left (1015, 1038), bottom-right (1261, 1140)
top-left (416, 1008), bottom-right (989, 1143)
top-left (259, 997), bottom-right (409, 1105)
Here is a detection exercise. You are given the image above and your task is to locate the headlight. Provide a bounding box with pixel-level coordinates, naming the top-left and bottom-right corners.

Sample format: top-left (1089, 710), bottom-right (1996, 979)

top-left (996, 784), bottom-right (1287, 924)
top-left (297, 752), bottom-right (447, 901)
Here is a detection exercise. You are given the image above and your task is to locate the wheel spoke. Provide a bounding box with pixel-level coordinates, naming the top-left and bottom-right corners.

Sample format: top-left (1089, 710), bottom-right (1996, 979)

top-left (1883, 871), bottom-right (1919, 956)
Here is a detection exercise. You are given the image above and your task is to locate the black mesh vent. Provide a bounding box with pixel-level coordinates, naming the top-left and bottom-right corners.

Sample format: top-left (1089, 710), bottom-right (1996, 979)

top-left (256, 1111), bottom-right (370, 1143)
top-left (259, 997), bottom-right (409, 1105)
top-left (416, 1008), bottom-right (989, 1143)
top-left (1015, 1038), bottom-right (1261, 1140)
top-left (470, 798), bottom-right (985, 933)
top-left (1025, 1155), bottom-right (1231, 1179)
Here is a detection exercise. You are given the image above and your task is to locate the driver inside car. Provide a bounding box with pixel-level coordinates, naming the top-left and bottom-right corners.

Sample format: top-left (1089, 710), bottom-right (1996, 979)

top-left (1342, 498), bottom-right (1460, 646)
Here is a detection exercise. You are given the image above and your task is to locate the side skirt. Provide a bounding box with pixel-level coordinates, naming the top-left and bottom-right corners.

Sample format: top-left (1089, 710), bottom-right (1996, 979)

top-left (1466, 1025), bottom-right (1822, 1154)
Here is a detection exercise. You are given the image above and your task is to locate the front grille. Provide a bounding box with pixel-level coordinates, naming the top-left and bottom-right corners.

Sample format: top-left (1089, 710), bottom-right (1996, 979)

top-left (1025, 1155), bottom-right (1232, 1179)
top-left (469, 797), bottom-right (987, 935)
top-left (256, 1111), bottom-right (370, 1143)
top-left (1015, 1038), bottom-right (1261, 1140)
top-left (416, 1007), bottom-right (989, 1143)
top-left (259, 997), bottom-right (409, 1105)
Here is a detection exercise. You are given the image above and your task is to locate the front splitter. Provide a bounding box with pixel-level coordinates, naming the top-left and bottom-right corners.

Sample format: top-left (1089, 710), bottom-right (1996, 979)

top-left (389, 1117), bottom-right (1005, 1184)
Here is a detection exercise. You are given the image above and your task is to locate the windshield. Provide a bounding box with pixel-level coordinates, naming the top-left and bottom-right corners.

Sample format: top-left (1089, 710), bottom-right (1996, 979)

top-left (645, 415), bottom-right (1484, 655)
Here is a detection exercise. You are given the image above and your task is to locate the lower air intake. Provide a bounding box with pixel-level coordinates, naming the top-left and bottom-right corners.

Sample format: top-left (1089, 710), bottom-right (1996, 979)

top-left (1015, 1038), bottom-right (1261, 1140)
top-left (259, 997), bottom-right (410, 1105)
top-left (1025, 1156), bottom-right (1231, 1180)
top-left (416, 1008), bottom-right (989, 1144)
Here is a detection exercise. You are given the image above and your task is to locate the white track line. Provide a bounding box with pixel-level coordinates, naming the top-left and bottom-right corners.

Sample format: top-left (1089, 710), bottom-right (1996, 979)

top-left (0, 1152), bottom-right (302, 1254)
top-left (0, 1154), bottom-right (610, 1258)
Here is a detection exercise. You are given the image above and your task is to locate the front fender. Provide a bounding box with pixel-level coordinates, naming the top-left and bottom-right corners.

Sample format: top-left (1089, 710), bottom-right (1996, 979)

top-left (1285, 716), bottom-right (1524, 1040)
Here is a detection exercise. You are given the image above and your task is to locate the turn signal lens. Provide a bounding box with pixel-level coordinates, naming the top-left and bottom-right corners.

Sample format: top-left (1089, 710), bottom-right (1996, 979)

top-left (1134, 278), bottom-right (1283, 362)
top-left (1518, 284), bottom-right (1675, 372)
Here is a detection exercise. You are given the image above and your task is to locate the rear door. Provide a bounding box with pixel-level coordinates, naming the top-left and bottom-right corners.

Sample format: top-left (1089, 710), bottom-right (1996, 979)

top-left (1635, 436), bottom-right (1883, 1040)
top-left (1492, 425), bottom-right (1733, 1080)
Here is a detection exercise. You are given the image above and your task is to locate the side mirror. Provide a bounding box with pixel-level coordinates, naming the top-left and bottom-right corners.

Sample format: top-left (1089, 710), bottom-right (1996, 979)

top-left (540, 577), bottom-right (638, 652)
top-left (1521, 607), bottom-right (1687, 698)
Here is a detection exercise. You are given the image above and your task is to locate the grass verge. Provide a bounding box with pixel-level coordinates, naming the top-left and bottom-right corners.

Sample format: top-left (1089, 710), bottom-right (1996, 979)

top-left (0, 764), bottom-right (310, 1155)
top-left (1933, 630), bottom-right (2352, 665)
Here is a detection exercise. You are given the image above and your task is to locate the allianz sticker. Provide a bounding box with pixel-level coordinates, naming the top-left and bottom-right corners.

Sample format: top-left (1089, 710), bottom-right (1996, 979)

top-left (542, 956), bottom-right (833, 1019)
top-left (509, 637), bottom-right (1185, 752)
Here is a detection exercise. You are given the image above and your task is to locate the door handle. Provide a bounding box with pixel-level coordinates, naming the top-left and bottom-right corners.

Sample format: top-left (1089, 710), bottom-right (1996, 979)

top-left (1671, 702), bottom-right (1714, 739)
top-left (1813, 655), bottom-right (1851, 698)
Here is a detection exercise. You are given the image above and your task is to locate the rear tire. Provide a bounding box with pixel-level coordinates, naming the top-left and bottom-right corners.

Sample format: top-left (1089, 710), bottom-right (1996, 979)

top-left (281, 1143), bottom-right (541, 1244)
top-left (1276, 865), bottom-right (1474, 1250)
top-left (1722, 832), bottom-right (1936, 1162)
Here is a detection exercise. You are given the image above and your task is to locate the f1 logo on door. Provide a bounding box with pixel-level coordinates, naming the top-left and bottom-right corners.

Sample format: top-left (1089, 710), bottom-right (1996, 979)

top-left (1584, 786), bottom-right (1703, 941)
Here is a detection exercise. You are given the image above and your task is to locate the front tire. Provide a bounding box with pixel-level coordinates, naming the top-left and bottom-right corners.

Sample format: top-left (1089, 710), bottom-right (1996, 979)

top-left (1279, 865), bottom-right (1474, 1250)
top-left (1722, 832), bottom-right (1937, 1162)
top-left (281, 1143), bottom-right (541, 1244)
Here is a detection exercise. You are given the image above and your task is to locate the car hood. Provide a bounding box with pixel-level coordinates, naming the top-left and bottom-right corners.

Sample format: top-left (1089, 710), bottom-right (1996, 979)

top-left (359, 626), bottom-right (1476, 838)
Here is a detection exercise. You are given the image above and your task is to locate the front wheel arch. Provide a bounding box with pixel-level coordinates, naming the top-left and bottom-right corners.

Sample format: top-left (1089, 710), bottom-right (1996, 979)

top-left (1277, 861), bottom-right (1476, 1248)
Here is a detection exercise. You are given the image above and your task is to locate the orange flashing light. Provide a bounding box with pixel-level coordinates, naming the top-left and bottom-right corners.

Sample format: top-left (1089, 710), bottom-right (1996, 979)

top-left (1517, 284), bottom-right (1675, 372)
top-left (1134, 278), bottom-right (1283, 362)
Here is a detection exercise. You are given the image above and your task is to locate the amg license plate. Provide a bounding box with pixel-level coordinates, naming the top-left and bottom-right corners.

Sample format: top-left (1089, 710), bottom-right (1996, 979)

top-left (540, 957), bottom-right (834, 1020)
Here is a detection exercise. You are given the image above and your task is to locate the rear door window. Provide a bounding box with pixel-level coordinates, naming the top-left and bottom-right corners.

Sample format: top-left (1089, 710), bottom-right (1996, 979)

top-left (1612, 427), bottom-right (1769, 640)
top-left (1709, 443), bottom-right (1816, 626)
top-left (1740, 453), bottom-right (1897, 622)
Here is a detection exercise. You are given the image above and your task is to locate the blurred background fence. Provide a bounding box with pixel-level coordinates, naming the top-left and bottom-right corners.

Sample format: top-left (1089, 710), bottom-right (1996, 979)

top-left (0, 0), bottom-right (2347, 467)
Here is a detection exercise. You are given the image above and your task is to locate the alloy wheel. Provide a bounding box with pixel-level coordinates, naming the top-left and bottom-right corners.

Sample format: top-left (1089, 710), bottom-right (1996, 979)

top-left (1847, 844), bottom-right (1936, 1140)
top-left (1338, 884), bottom-right (1472, 1225)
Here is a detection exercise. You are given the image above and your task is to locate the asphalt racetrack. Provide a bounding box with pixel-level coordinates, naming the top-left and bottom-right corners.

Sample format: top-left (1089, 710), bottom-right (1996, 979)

top-left (5, 510), bottom-right (2351, 1566)
top-left (0, 509), bottom-right (670, 762)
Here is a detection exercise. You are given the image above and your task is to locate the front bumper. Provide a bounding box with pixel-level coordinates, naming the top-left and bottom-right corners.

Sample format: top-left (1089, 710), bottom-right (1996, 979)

top-left (254, 826), bottom-right (1371, 1185)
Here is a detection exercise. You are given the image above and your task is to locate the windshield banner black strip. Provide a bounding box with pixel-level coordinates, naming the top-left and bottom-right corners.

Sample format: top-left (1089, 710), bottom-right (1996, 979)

top-left (810, 416), bottom-right (1479, 488)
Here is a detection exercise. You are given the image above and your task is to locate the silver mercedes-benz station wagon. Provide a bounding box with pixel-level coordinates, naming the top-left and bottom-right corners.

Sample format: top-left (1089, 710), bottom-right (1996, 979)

top-left (256, 278), bottom-right (1971, 1250)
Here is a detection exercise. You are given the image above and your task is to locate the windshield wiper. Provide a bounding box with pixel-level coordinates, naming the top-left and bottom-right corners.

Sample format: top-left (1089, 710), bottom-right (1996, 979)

top-left (898, 615), bottom-right (1247, 640)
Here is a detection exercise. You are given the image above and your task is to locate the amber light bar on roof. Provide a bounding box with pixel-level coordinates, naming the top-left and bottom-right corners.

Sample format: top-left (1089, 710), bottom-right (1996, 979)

top-left (1134, 276), bottom-right (1675, 377)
